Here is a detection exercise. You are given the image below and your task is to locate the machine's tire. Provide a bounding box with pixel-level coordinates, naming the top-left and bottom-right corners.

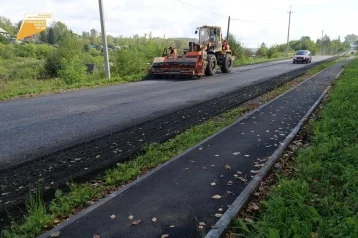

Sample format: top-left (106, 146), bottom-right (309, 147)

top-left (220, 54), bottom-right (233, 73)
top-left (205, 55), bottom-right (217, 76)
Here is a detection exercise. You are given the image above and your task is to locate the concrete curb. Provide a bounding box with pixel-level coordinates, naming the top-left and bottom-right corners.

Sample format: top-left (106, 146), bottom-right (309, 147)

top-left (204, 64), bottom-right (346, 238)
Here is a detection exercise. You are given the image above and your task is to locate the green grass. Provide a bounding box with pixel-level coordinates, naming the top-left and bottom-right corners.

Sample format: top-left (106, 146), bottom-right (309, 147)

top-left (231, 58), bottom-right (358, 238)
top-left (0, 57), bottom-right (345, 238)
top-left (0, 70), bottom-right (145, 101)
top-left (233, 55), bottom-right (291, 67)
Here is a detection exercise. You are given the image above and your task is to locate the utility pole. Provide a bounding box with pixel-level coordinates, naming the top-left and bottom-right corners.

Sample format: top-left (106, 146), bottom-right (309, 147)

top-left (286, 6), bottom-right (293, 56)
top-left (320, 29), bottom-right (324, 56)
top-left (98, 0), bottom-right (110, 79)
top-left (226, 16), bottom-right (230, 41)
top-left (335, 37), bottom-right (337, 55)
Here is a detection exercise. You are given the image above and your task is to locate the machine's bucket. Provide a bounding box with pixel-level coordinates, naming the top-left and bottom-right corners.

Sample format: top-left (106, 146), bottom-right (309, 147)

top-left (150, 55), bottom-right (203, 78)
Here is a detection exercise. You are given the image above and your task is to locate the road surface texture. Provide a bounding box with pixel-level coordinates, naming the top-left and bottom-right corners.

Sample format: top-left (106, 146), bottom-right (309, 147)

top-left (0, 56), bottom-right (329, 168)
top-left (0, 56), bottom-right (337, 220)
top-left (38, 58), bottom-right (351, 238)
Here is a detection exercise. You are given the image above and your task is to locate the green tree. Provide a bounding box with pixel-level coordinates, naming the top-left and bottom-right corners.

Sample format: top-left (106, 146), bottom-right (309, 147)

top-left (17, 20), bottom-right (23, 31)
top-left (40, 29), bottom-right (47, 42)
top-left (90, 29), bottom-right (98, 45)
top-left (256, 42), bottom-right (268, 57)
top-left (47, 28), bottom-right (56, 44)
top-left (227, 33), bottom-right (243, 58)
top-left (344, 34), bottom-right (358, 44)
top-left (0, 16), bottom-right (16, 35)
top-left (52, 21), bottom-right (69, 43)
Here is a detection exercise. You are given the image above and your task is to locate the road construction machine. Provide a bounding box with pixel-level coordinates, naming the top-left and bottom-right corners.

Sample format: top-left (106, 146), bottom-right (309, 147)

top-left (149, 25), bottom-right (233, 79)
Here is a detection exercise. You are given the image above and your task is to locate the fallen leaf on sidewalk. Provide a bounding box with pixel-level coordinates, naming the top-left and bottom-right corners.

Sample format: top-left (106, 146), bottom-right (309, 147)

top-left (152, 217), bottom-right (158, 223)
top-left (225, 165), bottom-right (231, 169)
top-left (218, 208), bottom-right (223, 212)
top-left (215, 213), bottom-right (222, 218)
top-left (51, 231), bottom-right (60, 237)
top-left (128, 215), bottom-right (134, 220)
top-left (132, 220), bottom-right (141, 225)
top-left (211, 195), bottom-right (222, 199)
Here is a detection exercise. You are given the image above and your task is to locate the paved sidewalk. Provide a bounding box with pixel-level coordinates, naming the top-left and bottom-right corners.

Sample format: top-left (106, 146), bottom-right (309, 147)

top-left (39, 60), bottom-right (349, 238)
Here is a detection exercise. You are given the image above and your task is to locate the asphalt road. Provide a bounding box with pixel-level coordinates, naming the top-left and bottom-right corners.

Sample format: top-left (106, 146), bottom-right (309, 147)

top-left (0, 56), bottom-right (331, 169)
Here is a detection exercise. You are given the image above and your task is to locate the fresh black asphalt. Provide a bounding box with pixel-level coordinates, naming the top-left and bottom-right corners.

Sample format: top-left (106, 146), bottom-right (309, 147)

top-left (0, 57), bottom-right (337, 217)
top-left (0, 57), bottom-right (330, 169)
top-left (38, 59), bottom-right (350, 238)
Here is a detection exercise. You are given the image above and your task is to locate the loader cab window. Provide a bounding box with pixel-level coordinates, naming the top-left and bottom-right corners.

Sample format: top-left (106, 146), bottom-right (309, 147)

top-left (199, 28), bottom-right (210, 43)
top-left (209, 28), bottom-right (216, 42)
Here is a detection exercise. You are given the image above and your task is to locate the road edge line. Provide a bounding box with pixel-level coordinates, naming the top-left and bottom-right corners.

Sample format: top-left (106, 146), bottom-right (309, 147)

top-left (204, 66), bottom-right (346, 238)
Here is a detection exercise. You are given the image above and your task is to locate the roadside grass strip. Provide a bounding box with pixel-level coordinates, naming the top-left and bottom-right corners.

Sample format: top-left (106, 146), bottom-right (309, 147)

top-left (229, 58), bottom-right (358, 238)
top-left (0, 57), bottom-right (345, 238)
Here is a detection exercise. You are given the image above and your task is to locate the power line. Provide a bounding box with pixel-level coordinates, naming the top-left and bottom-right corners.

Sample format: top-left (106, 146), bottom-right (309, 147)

top-left (176, 0), bottom-right (274, 22)
top-left (176, 0), bottom-right (226, 18)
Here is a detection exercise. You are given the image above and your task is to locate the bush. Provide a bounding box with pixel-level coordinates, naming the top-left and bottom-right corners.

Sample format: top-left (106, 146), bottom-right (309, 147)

top-left (0, 35), bottom-right (9, 44)
top-left (8, 60), bottom-right (46, 80)
top-left (112, 49), bottom-right (147, 77)
top-left (58, 55), bottom-right (86, 85)
top-left (0, 43), bottom-right (14, 59)
top-left (256, 43), bottom-right (268, 58)
top-left (267, 45), bottom-right (279, 59)
top-left (44, 50), bottom-right (60, 78)
top-left (14, 44), bottom-right (37, 58)
top-left (45, 33), bottom-right (85, 78)
top-left (35, 44), bottom-right (53, 59)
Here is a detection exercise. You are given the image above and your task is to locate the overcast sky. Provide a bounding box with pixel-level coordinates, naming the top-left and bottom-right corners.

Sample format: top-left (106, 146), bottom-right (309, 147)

top-left (1, 0), bottom-right (357, 48)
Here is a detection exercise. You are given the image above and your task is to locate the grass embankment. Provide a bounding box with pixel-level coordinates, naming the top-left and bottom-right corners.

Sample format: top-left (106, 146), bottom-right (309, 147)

top-left (230, 58), bottom-right (358, 237)
top-left (0, 57), bottom-right (144, 101)
top-left (1, 57), bottom-right (344, 238)
top-left (0, 55), bottom-right (292, 102)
